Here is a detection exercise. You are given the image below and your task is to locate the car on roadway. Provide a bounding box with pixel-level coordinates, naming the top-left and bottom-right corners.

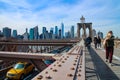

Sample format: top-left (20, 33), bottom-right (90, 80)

top-left (6, 62), bottom-right (34, 80)
top-left (44, 59), bottom-right (55, 66)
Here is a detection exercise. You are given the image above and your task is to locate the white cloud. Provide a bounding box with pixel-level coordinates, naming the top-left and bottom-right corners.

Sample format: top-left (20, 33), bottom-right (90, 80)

top-left (0, 0), bottom-right (31, 9)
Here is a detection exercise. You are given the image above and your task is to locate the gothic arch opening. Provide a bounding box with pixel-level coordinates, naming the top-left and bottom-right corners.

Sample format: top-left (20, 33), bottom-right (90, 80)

top-left (86, 28), bottom-right (89, 37)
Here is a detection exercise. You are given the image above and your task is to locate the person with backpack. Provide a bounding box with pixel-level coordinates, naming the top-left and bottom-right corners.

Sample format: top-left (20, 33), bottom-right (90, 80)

top-left (103, 31), bottom-right (114, 66)
top-left (85, 36), bottom-right (92, 48)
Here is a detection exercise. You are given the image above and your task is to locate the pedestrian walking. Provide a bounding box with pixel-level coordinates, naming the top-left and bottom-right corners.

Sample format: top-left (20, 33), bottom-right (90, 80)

top-left (97, 36), bottom-right (101, 48)
top-left (103, 31), bottom-right (114, 66)
top-left (85, 36), bottom-right (92, 49)
top-left (94, 36), bottom-right (98, 49)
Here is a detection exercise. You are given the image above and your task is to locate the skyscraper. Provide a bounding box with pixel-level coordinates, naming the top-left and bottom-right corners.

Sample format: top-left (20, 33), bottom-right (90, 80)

top-left (12, 30), bottom-right (17, 38)
top-left (55, 26), bottom-right (58, 35)
top-left (33, 26), bottom-right (39, 40)
top-left (42, 27), bottom-right (46, 39)
top-left (50, 28), bottom-right (54, 39)
top-left (55, 26), bottom-right (58, 39)
top-left (23, 28), bottom-right (29, 40)
top-left (50, 28), bottom-right (54, 34)
top-left (71, 26), bottom-right (74, 38)
top-left (29, 28), bottom-right (34, 40)
top-left (45, 30), bottom-right (49, 39)
top-left (3, 27), bottom-right (11, 38)
top-left (59, 29), bottom-right (62, 39)
top-left (61, 23), bottom-right (64, 38)
top-left (42, 27), bottom-right (46, 34)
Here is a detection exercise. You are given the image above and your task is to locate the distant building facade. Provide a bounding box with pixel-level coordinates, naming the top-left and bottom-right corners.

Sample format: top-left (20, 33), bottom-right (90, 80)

top-left (12, 30), bottom-right (17, 38)
top-left (55, 26), bottom-right (58, 35)
top-left (23, 28), bottom-right (29, 40)
top-left (3, 27), bottom-right (11, 38)
top-left (59, 29), bottom-right (62, 39)
top-left (50, 28), bottom-right (54, 39)
top-left (61, 23), bottom-right (64, 38)
top-left (33, 26), bottom-right (39, 40)
top-left (55, 26), bottom-right (58, 39)
top-left (42, 27), bottom-right (46, 39)
top-left (29, 28), bottom-right (34, 40)
top-left (71, 26), bottom-right (74, 38)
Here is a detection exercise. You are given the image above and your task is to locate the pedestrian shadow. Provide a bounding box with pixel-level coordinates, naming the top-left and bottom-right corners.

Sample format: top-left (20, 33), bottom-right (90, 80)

top-left (86, 46), bottom-right (120, 80)
top-left (112, 62), bottom-right (120, 66)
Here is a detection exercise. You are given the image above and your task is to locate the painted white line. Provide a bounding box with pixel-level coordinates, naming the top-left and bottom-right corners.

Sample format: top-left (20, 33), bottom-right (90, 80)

top-left (101, 49), bottom-right (120, 61)
top-left (113, 55), bottom-right (120, 61)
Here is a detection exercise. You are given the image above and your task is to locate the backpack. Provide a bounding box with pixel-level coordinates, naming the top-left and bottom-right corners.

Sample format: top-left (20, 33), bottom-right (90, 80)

top-left (106, 36), bottom-right (114, 47)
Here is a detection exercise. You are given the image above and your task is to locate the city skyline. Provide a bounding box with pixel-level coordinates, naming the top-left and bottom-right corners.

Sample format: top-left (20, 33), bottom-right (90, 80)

top-left (0, 0), bottom-right (120, 37)
top-left (1, 25), bottom-right (104, 39)
top-left (1, 25), bottom-right (76, 40)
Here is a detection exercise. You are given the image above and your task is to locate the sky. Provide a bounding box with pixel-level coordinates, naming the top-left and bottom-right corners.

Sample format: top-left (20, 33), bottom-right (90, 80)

top-left (0, 0), bottom-right (120, 37)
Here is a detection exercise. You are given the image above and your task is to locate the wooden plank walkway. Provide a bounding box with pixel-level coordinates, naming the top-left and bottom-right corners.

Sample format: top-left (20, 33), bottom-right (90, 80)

top-left (85, 46), bottom-right (120, 80)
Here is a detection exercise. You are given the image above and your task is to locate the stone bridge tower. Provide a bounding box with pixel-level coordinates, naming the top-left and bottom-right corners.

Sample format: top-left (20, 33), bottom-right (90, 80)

top-left (77, 16), bottom-right (92, 39)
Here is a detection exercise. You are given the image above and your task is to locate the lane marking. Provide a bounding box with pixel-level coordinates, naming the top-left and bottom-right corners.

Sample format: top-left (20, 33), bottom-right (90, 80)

top-left (113, 55), bottom-right (120, 61)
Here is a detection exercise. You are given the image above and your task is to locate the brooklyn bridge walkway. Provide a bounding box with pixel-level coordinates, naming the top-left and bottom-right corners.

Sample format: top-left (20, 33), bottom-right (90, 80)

top-left (86, 44), bottom-right (120, 80)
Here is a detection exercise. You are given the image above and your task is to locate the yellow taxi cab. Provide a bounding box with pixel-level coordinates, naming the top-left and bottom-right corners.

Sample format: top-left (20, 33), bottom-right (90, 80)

top-left (6, 62), bottom-right (34, 80)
